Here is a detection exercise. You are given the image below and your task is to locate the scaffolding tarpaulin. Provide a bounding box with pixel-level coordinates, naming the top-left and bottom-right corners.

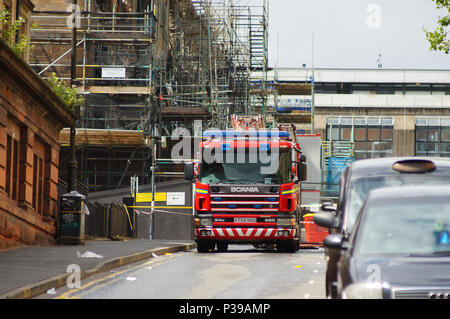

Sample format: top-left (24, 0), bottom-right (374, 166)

top-left (298, 135), bottom-right (322, 210)
top-left (326, 157), bottom-right (353, 196)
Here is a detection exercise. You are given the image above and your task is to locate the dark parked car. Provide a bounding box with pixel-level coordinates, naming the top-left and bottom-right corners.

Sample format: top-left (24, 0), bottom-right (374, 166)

top-left (314, 157), bottom-right (450, 298)
top-left (326, 185), bottom-right (450, 299)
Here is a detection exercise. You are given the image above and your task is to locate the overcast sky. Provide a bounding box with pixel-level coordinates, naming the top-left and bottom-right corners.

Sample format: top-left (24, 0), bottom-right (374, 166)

top-left (240, 0), bottom-right (450, 69)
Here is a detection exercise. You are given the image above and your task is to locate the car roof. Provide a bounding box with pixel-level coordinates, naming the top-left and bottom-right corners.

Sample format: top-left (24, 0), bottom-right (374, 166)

top-left (349, 157), bottom-right (450, 179)
top-left (367, 184), bottom-right (450, 202)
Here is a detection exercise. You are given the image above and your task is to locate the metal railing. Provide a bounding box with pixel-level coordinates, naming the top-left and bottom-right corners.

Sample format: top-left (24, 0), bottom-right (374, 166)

top-left (30, 10), bottom-right (154, 88)
top-left (31, 11), bottom-right (153, 34)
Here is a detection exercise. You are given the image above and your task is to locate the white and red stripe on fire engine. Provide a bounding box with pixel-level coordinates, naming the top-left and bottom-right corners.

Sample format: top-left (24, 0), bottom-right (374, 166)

top-left (195, 227), bottom-right (295, 239)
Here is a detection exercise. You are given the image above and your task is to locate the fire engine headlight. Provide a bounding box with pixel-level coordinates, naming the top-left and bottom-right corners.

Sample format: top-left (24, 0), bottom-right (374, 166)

top-left (342, 283), bottom-right (388, 299)
top-left (277, 218), bottom-right (295, 227)
top-left (199, 217), bottom-right (213, 226)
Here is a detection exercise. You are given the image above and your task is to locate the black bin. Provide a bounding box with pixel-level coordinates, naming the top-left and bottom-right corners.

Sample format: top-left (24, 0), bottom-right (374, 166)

top-left (59, 191), bottom-right (86, 245)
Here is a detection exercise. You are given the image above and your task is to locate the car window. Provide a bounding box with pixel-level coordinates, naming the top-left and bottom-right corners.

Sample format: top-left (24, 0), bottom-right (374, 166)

top-left (336, 167), bottom-right (349, 219)
top-left (345, 174), bottom-right (450, 232)
top-left (346, 176), bottom-right (402, 231)
top-left (355, 197), bottom-right (450, 255)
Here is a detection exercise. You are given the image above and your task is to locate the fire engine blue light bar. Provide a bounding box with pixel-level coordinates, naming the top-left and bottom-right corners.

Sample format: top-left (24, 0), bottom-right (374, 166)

top-left (203, 131), bottom-right (290, 138)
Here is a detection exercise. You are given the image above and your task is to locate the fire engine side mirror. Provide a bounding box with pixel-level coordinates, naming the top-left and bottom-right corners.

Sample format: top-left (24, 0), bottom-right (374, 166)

top-left (184, 162), bottom-right (194, 180)
top-left (298, 155), bottom-right (307, 182)
top-left (298, 162), bottom-right (307, 182)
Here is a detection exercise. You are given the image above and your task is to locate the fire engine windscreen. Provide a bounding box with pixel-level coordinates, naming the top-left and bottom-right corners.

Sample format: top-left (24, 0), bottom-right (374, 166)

top-left (199, 149), bottom-right (292, 184)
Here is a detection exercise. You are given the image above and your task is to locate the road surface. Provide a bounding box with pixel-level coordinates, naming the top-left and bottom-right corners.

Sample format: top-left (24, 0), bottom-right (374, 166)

top-left (38, 245), bottom-right (326, 299)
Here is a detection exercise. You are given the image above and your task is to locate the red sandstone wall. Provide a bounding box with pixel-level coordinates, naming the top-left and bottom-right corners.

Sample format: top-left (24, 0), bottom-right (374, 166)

top-left (0, 39), bottom-right (75, 250)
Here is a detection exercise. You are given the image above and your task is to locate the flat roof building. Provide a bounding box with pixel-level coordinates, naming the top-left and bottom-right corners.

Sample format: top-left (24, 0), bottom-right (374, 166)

top-left (268, 67), bottom-right (450, 159)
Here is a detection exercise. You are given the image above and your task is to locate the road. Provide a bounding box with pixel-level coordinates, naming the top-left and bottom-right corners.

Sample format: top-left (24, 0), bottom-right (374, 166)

top-left (38, 245), bottom-right (326, 299)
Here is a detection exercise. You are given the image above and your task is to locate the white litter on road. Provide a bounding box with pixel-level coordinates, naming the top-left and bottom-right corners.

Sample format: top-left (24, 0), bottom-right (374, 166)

top-left (47, 288), bottom-right (56, 294)
top-left (76, 251), bottom-right (104, 258)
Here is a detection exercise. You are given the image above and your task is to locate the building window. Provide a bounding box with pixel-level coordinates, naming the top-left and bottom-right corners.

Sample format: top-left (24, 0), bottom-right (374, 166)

top-left (32, 137), bottom-right (48, 215)
top-left (6, 134), bottom-right (19, 201)
top-left (5, 118), bottom-right (21, 201)
top-left (431, 84), bottom-right (450, 95)
top-left (415, 118), bottom-right (450, 157)
top-left (326, 116), bottom-right (394, 160)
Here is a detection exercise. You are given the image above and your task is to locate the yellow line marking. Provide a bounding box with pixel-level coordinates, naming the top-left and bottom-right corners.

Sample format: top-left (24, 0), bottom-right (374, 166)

top-left (56, 251), bottom-right (189, 299)
top-left (56, 258), bottom-right (162, 299)
top-left (24, 288), bottom-right (31, 298)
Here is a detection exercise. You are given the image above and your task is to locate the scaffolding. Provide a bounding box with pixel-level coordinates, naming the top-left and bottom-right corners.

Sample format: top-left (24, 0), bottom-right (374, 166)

top-left (321, 117), bottom-right (355, 198)
top-left (30, 0), bottom-right (270, 191)
top-left (166, 0), bottom-right (269, 130)
top-left (31, 5), bottom-right (154, 129)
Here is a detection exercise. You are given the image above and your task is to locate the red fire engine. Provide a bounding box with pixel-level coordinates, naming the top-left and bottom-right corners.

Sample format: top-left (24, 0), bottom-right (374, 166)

top-left (184, 115), bottom-right (307, 253)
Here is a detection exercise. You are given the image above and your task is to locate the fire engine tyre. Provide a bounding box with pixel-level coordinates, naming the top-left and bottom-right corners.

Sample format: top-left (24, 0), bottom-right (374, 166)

top-left (216, 242), bottom-right (229, 252)
top-left (197, 240), bottom-right (215, 253)
top-left (277, 240), bottom-right (299, 253)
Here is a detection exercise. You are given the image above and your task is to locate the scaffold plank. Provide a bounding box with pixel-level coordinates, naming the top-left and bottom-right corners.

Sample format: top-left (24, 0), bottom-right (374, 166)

top-left (59, 128), bottom-right (148, 147)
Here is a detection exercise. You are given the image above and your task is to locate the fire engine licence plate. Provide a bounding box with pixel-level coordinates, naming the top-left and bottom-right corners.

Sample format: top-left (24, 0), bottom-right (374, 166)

top-left (234, 218), bottom-right (257, 223)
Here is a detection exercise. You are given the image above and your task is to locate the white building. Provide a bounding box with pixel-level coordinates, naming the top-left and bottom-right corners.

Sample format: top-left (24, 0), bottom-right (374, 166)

top-left (268, 68), bottom-right (450, 159)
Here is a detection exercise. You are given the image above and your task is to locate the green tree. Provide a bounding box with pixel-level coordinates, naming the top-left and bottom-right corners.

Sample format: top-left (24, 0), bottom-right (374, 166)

top-left (0, 5), bottom-right (30, 55)
top-left (424, 0), bottom-right (450, 54)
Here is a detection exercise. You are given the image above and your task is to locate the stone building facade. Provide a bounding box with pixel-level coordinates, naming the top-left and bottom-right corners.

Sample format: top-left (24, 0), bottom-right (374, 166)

top-left (0, 39), bottom-right (76, 249)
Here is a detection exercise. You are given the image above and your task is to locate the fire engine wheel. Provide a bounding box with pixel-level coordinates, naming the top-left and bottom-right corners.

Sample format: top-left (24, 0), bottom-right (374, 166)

top-left (197, 240), bottom-right (215, 253)
top-left (216, 242), bottom-right (229, 252)
top-left (276, 240), bottom-right (299, 253)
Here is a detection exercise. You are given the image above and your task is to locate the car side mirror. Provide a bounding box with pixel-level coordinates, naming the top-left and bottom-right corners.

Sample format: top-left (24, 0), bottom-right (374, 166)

top-left (184, 162), bottom-right (194, 180)
top-left (323, 234), bottom-right (347, 250)
top-left (321, 201), bottom-right (337, 212)
top-left (314, 212), bottom-right (339, 229)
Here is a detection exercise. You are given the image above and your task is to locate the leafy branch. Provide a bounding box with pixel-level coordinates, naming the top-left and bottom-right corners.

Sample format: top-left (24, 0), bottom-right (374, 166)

top-left (1, 6), bottom-right (83, 110)
top-left (46, 73), bottom-right (83, 110)
top-left (424, 0), bottom-right (450, 54)
top-left (0, 5), bottom-right (30, 55)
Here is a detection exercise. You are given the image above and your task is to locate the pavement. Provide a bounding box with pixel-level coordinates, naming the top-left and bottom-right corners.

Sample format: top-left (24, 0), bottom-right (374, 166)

top-left (0, 238), bottom-right (196, 299)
